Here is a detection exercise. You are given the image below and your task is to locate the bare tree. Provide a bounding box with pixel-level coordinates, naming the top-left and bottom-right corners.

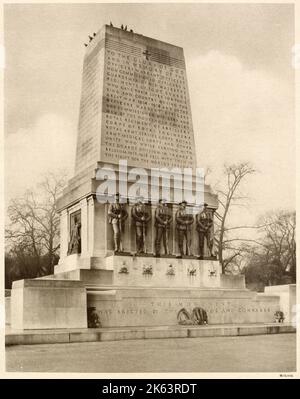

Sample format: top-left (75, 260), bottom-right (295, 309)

top-left (214, 162), bottom-right (256, 274)
top-left (244, 210), bottom-right (296, 288)
top-left (6, 172), bottom-right (67, 279)
top-left (259, 211), bottom-right (296, 276)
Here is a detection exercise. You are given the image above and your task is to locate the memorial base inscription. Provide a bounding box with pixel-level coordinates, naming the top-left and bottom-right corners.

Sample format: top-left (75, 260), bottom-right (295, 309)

top-left (87, 286), bottom-right (280, 327)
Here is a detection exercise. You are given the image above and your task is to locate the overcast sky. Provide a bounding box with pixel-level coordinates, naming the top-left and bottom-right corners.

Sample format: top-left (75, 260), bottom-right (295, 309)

top-left (4, 2), bottom-right (295, 226)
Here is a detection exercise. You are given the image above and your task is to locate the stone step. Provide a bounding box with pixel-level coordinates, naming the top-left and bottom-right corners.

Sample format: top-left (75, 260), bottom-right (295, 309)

top-left (54, 256), bottom-right (247, 290)
top-left (5, 323), bottom-right (296, 346)
top-left (51, 269), bottom-right (113, 285)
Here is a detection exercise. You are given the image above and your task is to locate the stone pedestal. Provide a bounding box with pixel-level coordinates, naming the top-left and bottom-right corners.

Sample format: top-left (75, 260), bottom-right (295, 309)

top-left (55, 162), bottom-right (219, 276)
top-left (10, 279), bottom-right (87, 330)
top-left (53, 254), bottom-right (224, 288)
top-left (105, 255), bottom-right (222, 288)
top-left (263, 284), bottom-right (296, 323)
top-left (42, 253), bottom-right (280, 330)
top-left (9, 257), bottom-right (287, 330)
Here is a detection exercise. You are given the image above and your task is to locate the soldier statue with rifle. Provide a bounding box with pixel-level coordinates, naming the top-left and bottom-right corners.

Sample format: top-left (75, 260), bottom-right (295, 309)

top-left (175, 200), bottom-right (194, 257)
top-left (108, 193), bottom-right (128, 253)
top-left (154, 198), bottom-right (172, 257)
top-left (196, 203), bottom-right (214, 259)
top-left (132, 196), bottom-right (151, 254)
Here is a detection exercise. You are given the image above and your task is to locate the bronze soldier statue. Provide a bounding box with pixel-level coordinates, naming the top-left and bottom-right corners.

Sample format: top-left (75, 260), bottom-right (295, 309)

top-left (154, 198), bottom-right (172, 257)
top-left (67, 215), bottom-right (81, 255)
top-left (196, 203), bottom-right (214, 259)
top-left (131, 196), bottom-right (151, 254)
top-left (108, 193), bottom-right (128, 252)
top-left (175, 200), bottom-right (194, 257)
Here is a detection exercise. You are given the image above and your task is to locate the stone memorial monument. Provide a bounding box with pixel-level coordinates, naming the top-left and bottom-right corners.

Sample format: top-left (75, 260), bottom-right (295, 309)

top-left (9, 25), bottom-right (289, 331)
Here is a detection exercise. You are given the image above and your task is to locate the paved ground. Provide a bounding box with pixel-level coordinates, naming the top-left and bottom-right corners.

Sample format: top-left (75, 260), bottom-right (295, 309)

top-left (6, 333), bottom-right (296, 373)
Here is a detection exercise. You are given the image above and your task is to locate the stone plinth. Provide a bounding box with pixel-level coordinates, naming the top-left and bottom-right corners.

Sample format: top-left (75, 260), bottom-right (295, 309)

top-left (11, 279), bottom-right (87, 330)
top-left (107, 256), bottom-right (221, 288)
top-left (87, 287), bottom-right (280, 328)
top-left (55, 253), bottom-right (107, 274)
top-left (53, 255), bottom-right (223, 289)
top-left (263, 284), bottom-right (296, 323)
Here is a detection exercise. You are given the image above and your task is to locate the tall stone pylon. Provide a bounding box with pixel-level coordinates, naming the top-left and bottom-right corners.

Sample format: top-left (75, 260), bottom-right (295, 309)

top-left (75, 24), bottom-right (197, 175)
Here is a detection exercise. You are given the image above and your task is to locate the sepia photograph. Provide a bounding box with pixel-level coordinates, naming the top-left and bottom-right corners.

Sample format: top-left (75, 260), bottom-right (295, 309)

top-left (1, 1), bottom-right (298, 377)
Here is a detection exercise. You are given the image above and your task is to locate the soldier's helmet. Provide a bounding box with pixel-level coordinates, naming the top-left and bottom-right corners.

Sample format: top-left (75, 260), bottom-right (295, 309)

top-left (159, 198), bottom-right (167, 204)
top-left (114, 192), bottom-right (120, 202)
top-left (136, 195), bottom-right (144, 203)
